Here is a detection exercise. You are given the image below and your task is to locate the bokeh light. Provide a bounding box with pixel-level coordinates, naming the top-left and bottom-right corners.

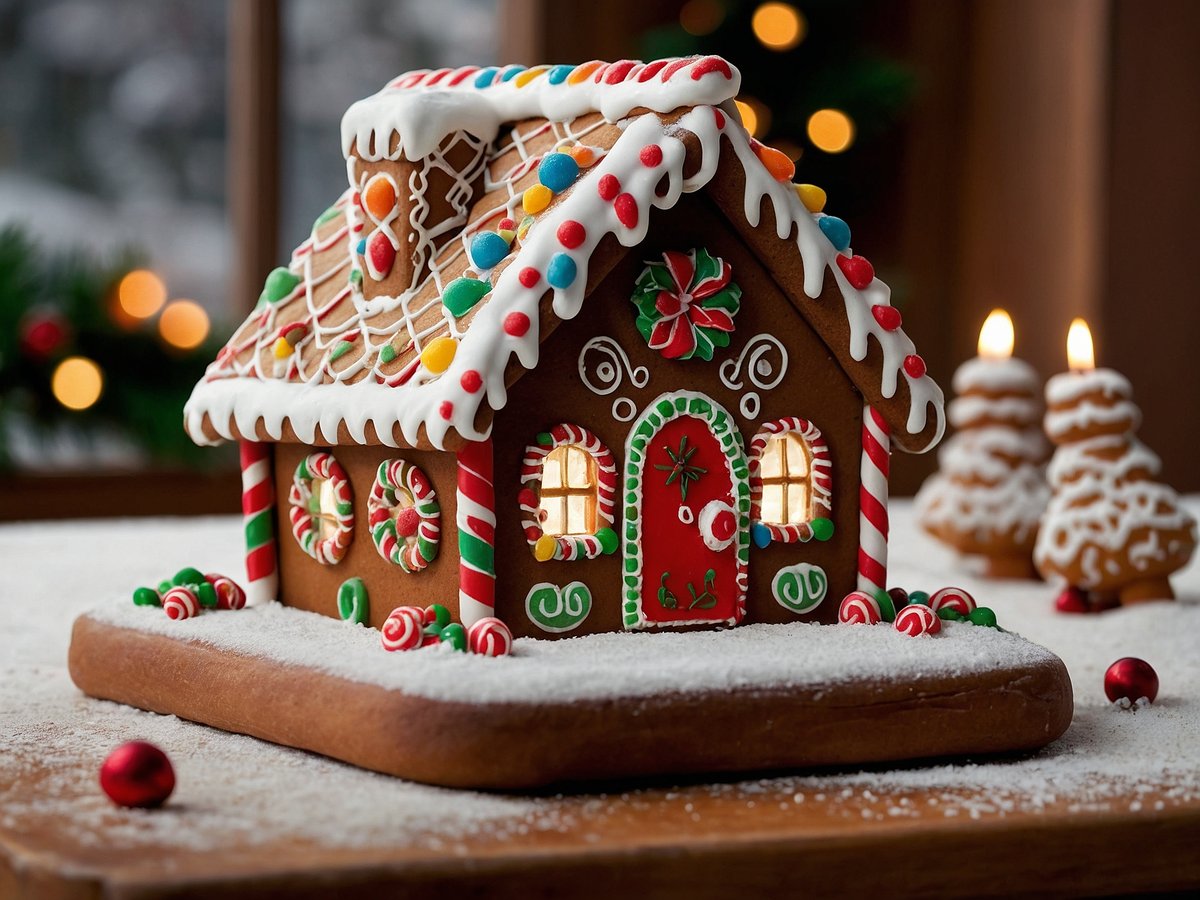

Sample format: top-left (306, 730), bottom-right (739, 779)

top-left (680, 0), bottom-right (724, 36)
top-left (158, 299), bottom-right (210, 350)
top-left (735, 97), bottom-right (771, 138)
top-left (807, 109), bottom-right (855, 153)
top-left (752, 2), bottom-right (806, 51)
top-left (117, 269), bottom-right (167, 319)
top-left (52, 356), bottom-right (104, 411)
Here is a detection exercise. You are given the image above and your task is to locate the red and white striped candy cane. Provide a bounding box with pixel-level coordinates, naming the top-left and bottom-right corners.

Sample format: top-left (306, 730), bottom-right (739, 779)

top-left (858, 405), bottom-right (891, 595)
top-left (456, 438), bottom-right (496, 628)
top-left (239, 441), bottom-right (277, 605)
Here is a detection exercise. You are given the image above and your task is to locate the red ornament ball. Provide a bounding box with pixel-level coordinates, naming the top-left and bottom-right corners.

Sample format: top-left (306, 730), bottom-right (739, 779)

top-left (99, 741), bottom-right (175, 808)
top-left (1104, 657), bottom-right (1159, 705)
top-left (1055, 586), bottom-right (1090, 614)
top-left (20, 312), bottom-right (69, 360)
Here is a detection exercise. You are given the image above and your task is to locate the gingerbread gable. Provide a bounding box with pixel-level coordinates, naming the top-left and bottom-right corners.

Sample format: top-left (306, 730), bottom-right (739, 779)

top-left (184, 57), bottom-right (945, 456)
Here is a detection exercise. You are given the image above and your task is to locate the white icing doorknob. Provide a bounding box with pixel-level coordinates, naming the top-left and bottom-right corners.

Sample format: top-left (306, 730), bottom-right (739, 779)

top-left (698, 499), bottom-right (737, 551)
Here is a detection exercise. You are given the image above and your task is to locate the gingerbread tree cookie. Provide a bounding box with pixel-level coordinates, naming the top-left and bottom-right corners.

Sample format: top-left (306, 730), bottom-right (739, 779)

top-left (1034, 366), bottom-right (1197, 604)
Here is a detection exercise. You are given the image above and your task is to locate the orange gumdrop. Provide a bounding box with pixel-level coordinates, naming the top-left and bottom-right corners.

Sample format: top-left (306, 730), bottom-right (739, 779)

top-left (569, 145), bottom-right (596, 168)
top-left (754, 144), bottom-right (796, 183)
top-left (363, 176), bottom-right (397, 221)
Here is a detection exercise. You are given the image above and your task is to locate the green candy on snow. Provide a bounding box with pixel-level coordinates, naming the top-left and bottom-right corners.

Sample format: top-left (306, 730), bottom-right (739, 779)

top-left (172, 567), bottom-right (205, 587)
top-left (439, 623), bottom-right (467, 652)
top-left (132, 587), bottom-right (161, 607)
top-left (968, 607), bottom-right (998, 628)
top-left (937, 607), bottom-right (964, 621)
top-left (873, 589), bottom-right (897, 623)
top-left (196, 582), bottom-right (219, 609)
top-left (909, 590), bottom-right (930, 605)
top-left (426, 604), bottom-right (451, 629)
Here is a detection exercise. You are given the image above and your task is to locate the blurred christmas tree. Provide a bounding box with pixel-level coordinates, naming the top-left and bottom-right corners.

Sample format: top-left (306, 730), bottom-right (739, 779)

top-left (641, 0), bottom-right (913, 224)
top-left (0, 226), bottom-right (228, 472)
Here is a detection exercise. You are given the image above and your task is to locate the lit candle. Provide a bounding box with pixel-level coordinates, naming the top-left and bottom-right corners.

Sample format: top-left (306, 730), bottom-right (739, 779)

top-left (915, 309), bottom-right (1048, 579)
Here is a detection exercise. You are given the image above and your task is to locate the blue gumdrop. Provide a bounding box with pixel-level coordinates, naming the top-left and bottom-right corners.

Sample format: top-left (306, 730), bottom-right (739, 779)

top-left (547, 64), bottom-right (574, 85)
top-left (818, 215), bottom-right (851, 252)
top-left (355, 238), bottom-right (367, 255)
top-left (538, 153), bottom-right (580, 193)
top-left (752, 522), bottom-right (772, 549)
top-left (469, 232), bottom-right (511, 270)
top-left (474, 67), bottom-right (499, 88)
top-left (501, 65), bottom-right (525, 82)
top-left (546, 253), bottom-right (577, 289)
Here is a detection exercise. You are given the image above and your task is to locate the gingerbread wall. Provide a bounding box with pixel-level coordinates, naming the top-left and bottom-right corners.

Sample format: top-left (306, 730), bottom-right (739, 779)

top-left (274, 442), bottom-right (462, 630)
top-left (493, 194), bottom-right (864, 639)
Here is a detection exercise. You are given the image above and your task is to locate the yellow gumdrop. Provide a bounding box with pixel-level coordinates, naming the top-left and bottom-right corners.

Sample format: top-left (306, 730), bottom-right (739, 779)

top-left (514, 66), bottom-right (548, 88)
top-left (795, 183), bottom-right (826, 213)
top-left (534, 534), bottom-right (558, 562)
top-left (363, 175), bottom-right (396, 221)
top-left (523, 184), bottom-right (553, 215)
top-left (273, 337), bottom-right (292, 359)
top-left (420, 335), bottom-right (457, 374)
top-left (498, 228), bottom-right (516, 244)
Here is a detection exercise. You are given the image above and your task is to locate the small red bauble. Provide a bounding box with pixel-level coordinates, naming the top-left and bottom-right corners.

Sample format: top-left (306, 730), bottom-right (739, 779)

top-left (503, 312), bottom-right (531, 337)
top-left (100, 741), bottom-right (175, 808)
top-left (614, 193), bottom-right (639, 229)
top-left (639, 145), bottom-right (663, 167)
top-left (836, 254), bottom-right (875, 290)
top-left (557, 220), bottom-right (586, 249)
top-left (1104, 657), bottom-right (1159, 705)
top-left (460, 369), bottom-right (482, 393)
top-left (1055, 586), bottom-right (1090, 614)
top-left (518, 267), bottom-right (540, 288)
top-left (903, 354), bottom-right (927, 379)
top-left (871, 304), bottom-right (902, 331)
top-left (597, 174), bottom-right (620, 201)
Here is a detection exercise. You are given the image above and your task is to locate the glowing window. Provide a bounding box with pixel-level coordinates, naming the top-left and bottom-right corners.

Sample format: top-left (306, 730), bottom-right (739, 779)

top-left (307, 476), bottom-right (342, 542)
top-left (757, 433), bottom-right (812, 525)
top-left (539, 444), bottom-right (598, 536)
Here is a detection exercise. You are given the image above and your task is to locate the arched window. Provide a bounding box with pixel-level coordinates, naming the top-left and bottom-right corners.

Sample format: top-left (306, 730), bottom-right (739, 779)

top-left (519, 424), bottom-right (617, 561)
top-left (749, 418), bottom-right (833, 544)
top-left (288, 451), bottom-right (354, 564)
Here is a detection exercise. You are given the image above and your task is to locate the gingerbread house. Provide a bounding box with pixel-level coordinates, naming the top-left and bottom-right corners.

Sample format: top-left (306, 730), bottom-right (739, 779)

top-left (183, 56), bottom-right (946, 641)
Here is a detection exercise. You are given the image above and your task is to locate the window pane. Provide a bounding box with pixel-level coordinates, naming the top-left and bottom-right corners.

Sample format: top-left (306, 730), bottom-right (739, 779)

top-left (566, 445), bottom-right (592, 488)
top-left (760, 438), bottom-right (785, 478)
top-left (761, 483), bottom-right (785, 524)
top-left (541, 496), bottom-right (566, 536)
top-left (315, 477), bottom-right (340, 540)
top-left (566, 495), bottom-right (590, 535)
top-left (787, 483), bottom-right (809, 522)
top-left (786, 434), bottom-right (809, 475)
top-left (542, 447), bottom-right (564, 488)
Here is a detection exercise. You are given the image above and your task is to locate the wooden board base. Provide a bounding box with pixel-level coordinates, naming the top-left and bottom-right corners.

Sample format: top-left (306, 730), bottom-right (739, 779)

top-left (68, 614), bottom-right (1073, 790)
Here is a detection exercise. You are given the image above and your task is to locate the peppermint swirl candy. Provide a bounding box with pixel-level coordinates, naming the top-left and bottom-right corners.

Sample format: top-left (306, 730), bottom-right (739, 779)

top-left (467, 617), bottom-right (514, 656)
top-left (838, 590), bottom-right (881, 625)
top-left (381, 606), bottom-right (424, 652)
top-left (894, 604), bottom-right (941, 637)
top-left (162, 585), bottom-right (200, 621)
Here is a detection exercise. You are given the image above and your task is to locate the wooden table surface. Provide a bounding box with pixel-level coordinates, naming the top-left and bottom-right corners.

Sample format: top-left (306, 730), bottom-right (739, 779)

top-left (3, 506), bottom-right (1199, 898)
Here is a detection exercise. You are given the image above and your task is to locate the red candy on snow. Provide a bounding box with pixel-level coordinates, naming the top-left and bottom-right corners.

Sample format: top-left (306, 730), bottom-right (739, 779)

top-left (557, 220), bottom-right (586, 249)
top-left (460, 369), bottom-right (482, 393)
top-left (597, 174), bottom-right (620, 201)
top-left (894, 604), bottom-right (941, 637)
top-left (903, 354), bottom-right (927, 379)
top-left (99, 741), bottom-right (175, 809)
top-left (871, 304), bottom-right (902, 331)
top-left (394, 506), bottom-right (420, 538)
top-left (467, 617), bottom-right (514, 657)
top-left (381, 606), bottom-right (424, 652)
top-left (1104, 657), bottom-right (1159, 705)
top-left (503, 312), bottom-right (531, 337)
top-left (640, 145), bottom-right (664, 167)
top-left (928, 586), bottom-right (976, 616)
top-left (836, 254), bottom-right (875, 290)
top-left (839, 591), bottom-right (882, 625)
top-left (614, 193), bottom-right (639, 228)
top-left (518, 267), bottom-right (540, 288)
top-left (1055, 586), bottom-right (1090, 614)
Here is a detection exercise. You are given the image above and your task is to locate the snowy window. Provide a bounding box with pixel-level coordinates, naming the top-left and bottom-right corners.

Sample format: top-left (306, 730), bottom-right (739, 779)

top-left (539, 445), bottom-right (598, 537)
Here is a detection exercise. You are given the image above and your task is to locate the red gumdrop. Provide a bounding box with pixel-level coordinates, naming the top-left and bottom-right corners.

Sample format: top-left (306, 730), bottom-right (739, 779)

top-left (872, 304), bottom-right (902, 331)
top-left (368, 232), bottom-right (396, 277)
top-left (639, 145), bottom-right (663, 167)
top-left (394, 506), bottom-right (420, 538)
top-left (557, 220), bottom-right (586, 249)
top-left (836, 254), bottom-right (875, 290)
top-left (99, 741), bottom-right (175, 809)
top-left (438, 401), bottom-right (454, 420)
top-left (504, 312), bottom-right (531, 337)
top-left (903, 354), bottom-right (926, 379)
top-left (498, 217), bottom-right (515, 232)
top-left (460, 370), bottom-right (482, 393)
top-left (518, 267), bottom-right (540, 288)
top-left (597, 174), bottom-right (620, 201)
top-left (614, 193), bottom-right (639, 229)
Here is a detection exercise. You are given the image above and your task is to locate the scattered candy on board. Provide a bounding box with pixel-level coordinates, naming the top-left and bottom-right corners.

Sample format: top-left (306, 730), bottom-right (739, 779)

top-left (838, 585), bottom-right (996, 636)
top-left (380, 603), bottom-right (515, 656)
top-left (99, 741), bottom-right (175, 809)
top-left (132, 568), bottom-right (248, 621)
top-left (1104, 657), bottom-right (1159, 708)
top-left (894, 604), bottom-right (941, 637)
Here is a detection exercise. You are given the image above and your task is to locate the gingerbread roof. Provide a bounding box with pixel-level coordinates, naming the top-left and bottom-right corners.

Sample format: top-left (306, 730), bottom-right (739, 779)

top-left (184, 57), bottom-right (945, 454)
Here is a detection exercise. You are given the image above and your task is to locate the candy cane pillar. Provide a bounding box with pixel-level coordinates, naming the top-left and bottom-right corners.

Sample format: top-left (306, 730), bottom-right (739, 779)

top-left (239, 441), bottom-right (278, 605)
top-left (858, 405), bottom-right (891, 595)
top-left (455, 438), bottom-right (497, 627)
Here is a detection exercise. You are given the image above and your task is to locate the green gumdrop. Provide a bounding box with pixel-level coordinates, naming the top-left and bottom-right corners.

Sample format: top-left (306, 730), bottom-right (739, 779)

top-left (158, 580), bottom-right (173, 595)
top-left (536, 432), bottom-right (554, 447)
top-left (968, 606), bottom-right (998, 628)
top-left (196, 582), bottom-right (219, 609)
top-left (874, 589), bottom-right (897, 622)
top-left (810, 517), bottom-right (835, 542)
top-left (937, 607), bottom-right (964, 621)
top-left (132, 587), bottom-right (161, 607)
top-left (439, 623), bottom-right (467, 652)
top-left (442, 277), bottom-right (492, 318)
top-left (172, 567), bottom-right (206, 587)
top-left (260, 267), bottom-right (300, 305)
top-left (597, 527), bottom-right (619, 555)
top-left (422, 622), bottom-right (443, 638)
top-left (909, 590), bottom-right (930, 606)
top-left (426, 604), bottom-right (451, 629)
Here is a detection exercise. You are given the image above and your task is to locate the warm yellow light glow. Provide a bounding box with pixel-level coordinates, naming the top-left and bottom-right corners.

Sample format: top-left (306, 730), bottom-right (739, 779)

top-left (977, 309), bottom-right (1015, 360)
top-left (117, 269), bottom-right (167, 319)
top-left (807, 108), bottom-right (855, 153)
top-left (735, 98), bottom-right (770, 138)
top-left (52, 356), bottom-right (104, 411)
top-left (752, 2), bottom-right (806, 51)
top-left (680, 0), bottom-right (724, 35)
top-left (158, 299), bottom-right (210, 350)
top-left (1067, 318), bottom-right (1095, 371)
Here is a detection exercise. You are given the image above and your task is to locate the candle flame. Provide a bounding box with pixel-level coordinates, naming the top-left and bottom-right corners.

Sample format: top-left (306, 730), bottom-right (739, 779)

top-left (977, 309), bottom-right (1014, 360)
top-left (1067, 318), bottom-right (1095, 371)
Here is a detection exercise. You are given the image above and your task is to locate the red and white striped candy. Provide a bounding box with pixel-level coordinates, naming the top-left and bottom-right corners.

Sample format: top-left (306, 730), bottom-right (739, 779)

top-left (162, 585), bottom-right (200, 621)
top-left (838, 591), bottom-right (882, 625)
top-left (928, 587), bottom-right (976, 617)
top-left (381, 606), bottom-right (424, 652)
top-left (894, 604), bottom-right (941, 637)
top-left (205, 573), bottom-right (246, 610)
top-left (467, 617), bottom-right (513, 657)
